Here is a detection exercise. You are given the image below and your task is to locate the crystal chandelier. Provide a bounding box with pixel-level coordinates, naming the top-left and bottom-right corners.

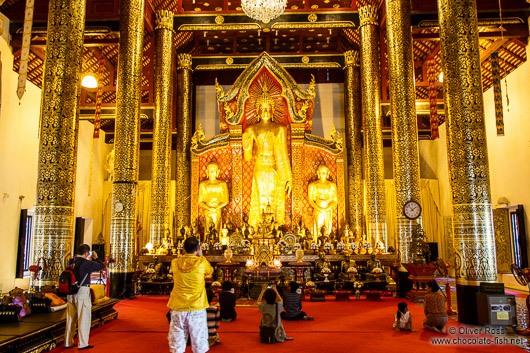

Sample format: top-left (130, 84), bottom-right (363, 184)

top-left (241, 0), bottom-right (287, 23)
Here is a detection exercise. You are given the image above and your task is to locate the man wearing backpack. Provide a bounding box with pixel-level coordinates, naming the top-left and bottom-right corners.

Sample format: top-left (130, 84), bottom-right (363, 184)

top-left (64, 244), bottom-right (105, 350)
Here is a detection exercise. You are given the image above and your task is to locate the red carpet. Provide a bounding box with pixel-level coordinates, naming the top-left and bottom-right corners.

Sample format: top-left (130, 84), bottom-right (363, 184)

top-left (49, 296), bottom-right (526, 353)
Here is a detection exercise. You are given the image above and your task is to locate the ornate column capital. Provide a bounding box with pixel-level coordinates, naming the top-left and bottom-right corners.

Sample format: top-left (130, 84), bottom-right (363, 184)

top-left (156, 9), bottom-right (174, 32)
top-left (177, 53), bottom-right (193, 71)
top-left (344, 50), bottom-right (360, 68)
top-left (359, 5), bottom-right (378, 27)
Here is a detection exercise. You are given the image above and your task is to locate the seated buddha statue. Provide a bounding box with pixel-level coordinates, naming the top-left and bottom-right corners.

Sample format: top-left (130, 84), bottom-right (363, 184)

top-left (317, 225), bottom-right (330, 248)
top-left (367, 254), bottom-right (382, 272)
top-left (339, 252), bottom-right (358, 281)
top-left (313, 251), bottom-right (334, 281)
top-left (341, 224), bottom-right (354, 245)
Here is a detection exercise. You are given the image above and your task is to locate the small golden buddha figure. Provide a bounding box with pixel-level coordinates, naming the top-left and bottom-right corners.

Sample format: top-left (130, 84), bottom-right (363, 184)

top-left (308, 165), bottom-right (338, 237)
top-left (341, 224), bottom-right (354, 245)
top-left (198, 162), bottom-right (229, 238)
top-left (243, 91), bottom-right (292, 228)
top-left (317, 225), bottom-right (330, 248)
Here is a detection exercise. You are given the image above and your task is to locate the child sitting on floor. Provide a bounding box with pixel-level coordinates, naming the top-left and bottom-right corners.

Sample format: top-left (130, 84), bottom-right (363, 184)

top-left (393, 302), bottom-right (413, 331)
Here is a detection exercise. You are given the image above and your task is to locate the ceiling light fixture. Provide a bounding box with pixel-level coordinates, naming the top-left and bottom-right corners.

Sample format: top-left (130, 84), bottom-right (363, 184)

top-left (241, 0), bottom-right (287, 23)
top-left (81, 74), bottom-right (98, 88)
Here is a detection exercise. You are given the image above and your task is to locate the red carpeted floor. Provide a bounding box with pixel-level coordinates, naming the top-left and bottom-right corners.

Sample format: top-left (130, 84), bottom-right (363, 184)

top-left (49, 295), bottom-right (526, 353)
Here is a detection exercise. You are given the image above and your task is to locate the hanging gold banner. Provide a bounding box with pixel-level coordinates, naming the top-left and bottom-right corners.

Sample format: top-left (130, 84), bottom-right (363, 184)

top-left (17, 0), bottom-right (35, 100)
top-left (93, 57), bottom-right (105, 138)
top-left (491, 52), bottom-right (504, 136)
top-left (426, 57), bottom-right (439, 139)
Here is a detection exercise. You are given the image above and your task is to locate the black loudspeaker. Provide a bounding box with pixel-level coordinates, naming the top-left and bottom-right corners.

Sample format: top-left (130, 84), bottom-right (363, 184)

top-left (427, 242), bottom-right (439, 262)
top-left (74, 217), bottom-right (85, 253)
top-left (92, 244), bottom-right (105, 260)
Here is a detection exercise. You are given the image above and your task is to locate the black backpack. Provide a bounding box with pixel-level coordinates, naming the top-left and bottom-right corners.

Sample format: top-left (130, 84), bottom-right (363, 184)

top-left (58, 258), bottom-right (87, 295)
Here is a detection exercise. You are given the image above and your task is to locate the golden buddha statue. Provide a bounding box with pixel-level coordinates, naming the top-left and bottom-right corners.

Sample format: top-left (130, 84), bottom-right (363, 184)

top-left (243, 91), bottom-right (292, 228)
top-left (198, 162), bottom-right (229, 238)
top-left (308, 165), bottom-right (338, 237)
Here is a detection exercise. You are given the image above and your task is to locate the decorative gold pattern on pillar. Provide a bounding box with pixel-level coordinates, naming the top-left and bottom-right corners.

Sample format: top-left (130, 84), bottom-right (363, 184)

top-left (33, 0), bottom-right (86, 286)
top-left (110, 0), bottom-right (145, 274)
top-left (438, 0), bottom-right (496, 281)
top-left (175, 53), bottom-right (193, 230)
top-left (343, 49), bottom-right (364, 238)
top-left (150, 10), bottom-right (174, 246)
top-left (359, 5), bottom-right (386, 246)
top-left (385, 0), bottom-right (422, 263)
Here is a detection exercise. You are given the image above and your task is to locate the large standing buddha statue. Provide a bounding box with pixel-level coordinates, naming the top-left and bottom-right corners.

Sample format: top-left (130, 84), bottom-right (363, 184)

top-left (243, 91), bottom-right (292, 228)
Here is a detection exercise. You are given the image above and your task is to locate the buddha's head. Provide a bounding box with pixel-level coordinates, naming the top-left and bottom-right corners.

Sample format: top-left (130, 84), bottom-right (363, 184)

top-left (317, 165), bottom-right (330, 181)
top-left (256, 91), bottom-right (274, 122)
top-left (206, 162), bottom-right (220, 180)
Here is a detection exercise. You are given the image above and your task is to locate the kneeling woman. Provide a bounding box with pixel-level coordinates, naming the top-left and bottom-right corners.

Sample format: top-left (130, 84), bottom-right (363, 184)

top-left (423, 280), bottom-right (448, 333)
top-left (257, 284), bottom-right (293, 343)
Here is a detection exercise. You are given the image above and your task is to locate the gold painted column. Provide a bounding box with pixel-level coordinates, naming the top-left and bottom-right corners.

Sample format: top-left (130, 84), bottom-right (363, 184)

top-left (149, 10), bottom-right (174, 246)
top-left (343, 50), bottom-right (364, 238)
top-left (385, 0), bottom-right (422, 263)
top-left (437, 0), bottom-right (497, 324)
top-left (109, 0), bottom-right (145, 298)
top-left (33, 0), bottom-right (86, 286)
top-left (359, 5), bottom-right (386, 247)
top-left (175, 54), bottom-right (193, 230)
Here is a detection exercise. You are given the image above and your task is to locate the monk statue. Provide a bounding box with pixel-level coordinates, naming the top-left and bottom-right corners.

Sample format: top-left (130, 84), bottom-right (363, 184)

top-left (243, 91), bottom-right (292, 228)
top-left (339, 251), bottom-right (357, 281)
top-left (198, 162), bottom-right (229, 238)
top-left (308, 165), bottom-right (338, 237)
top-left (314, 251), bottom-right (334, 281)
top-left (367, 254), bottom-right (382, 272)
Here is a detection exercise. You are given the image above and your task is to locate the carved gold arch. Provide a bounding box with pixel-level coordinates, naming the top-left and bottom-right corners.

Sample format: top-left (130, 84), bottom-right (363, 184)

top-left (215, 52), bottom-right (316, 133)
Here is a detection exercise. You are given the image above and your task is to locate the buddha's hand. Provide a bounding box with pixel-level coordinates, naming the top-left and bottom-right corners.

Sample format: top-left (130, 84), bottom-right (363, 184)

top-left (285, 179), bottom-right (292, 197)
top-left (242, 132), bottom-right (251, 150)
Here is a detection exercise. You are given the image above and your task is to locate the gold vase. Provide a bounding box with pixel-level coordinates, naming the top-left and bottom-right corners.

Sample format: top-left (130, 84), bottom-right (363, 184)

top-left (224, 249), bottom-right (233, 263)
top-left (295, 249), bottom-right (304, 262)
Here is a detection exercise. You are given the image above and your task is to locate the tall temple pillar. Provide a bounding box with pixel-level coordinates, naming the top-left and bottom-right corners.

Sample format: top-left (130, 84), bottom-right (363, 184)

top-left (109, 0), bottom-right (145, 298)
top-left (437, 0), bottom-right (497, 324)
top-left (32, 0), bottom-right (86, 287)
top-left (359, 5), bottom-right (386, 247)
top-left (343, 50), bottom-right (364, 238)
top-left (385, 0), bottom-right (422, 263)
top-left (149, 10), bottom-right (174, 246)
top-left (175, 54), bottom-right (193, 230)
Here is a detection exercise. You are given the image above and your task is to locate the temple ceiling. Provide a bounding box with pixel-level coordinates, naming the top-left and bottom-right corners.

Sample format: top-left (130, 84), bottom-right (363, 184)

top-left (0, 0), bottom-right (528, 140)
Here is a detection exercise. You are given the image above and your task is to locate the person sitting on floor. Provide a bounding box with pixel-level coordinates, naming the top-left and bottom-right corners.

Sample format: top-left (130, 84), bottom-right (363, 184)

top-left (219, 281), bottom-right (237, 323)
top-left (423, 280), bottom-right (448, 333)
top-left (393, 302), bottom-right (413, 331)
top-left (257, 284), bottom-right (293, 343)
top-left (206, 289), bottom-right (221, 347)
top-left (281, 281), bottom-right (314, 321)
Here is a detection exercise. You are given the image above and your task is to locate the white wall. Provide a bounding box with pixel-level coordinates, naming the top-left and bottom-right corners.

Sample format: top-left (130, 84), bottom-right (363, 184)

top-left (0, 20), bottom-right (42, 292)
top-left (483, 47), bottom-right (530, 246)
top-left (0, 13), bottom-right (112, 291)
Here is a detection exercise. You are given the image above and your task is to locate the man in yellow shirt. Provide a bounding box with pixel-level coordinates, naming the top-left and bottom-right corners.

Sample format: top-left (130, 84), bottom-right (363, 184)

top-left (167, 237), bottom-right (214, 353)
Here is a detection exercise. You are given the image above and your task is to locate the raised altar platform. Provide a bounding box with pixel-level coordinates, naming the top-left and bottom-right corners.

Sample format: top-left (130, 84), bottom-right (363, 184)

top-left (139, 253), bottom-right (398, 266)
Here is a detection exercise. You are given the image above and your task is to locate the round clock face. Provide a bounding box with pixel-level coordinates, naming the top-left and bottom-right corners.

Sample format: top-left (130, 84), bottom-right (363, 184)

top-left (403, 200), bottom-right (421, 220)
top-left (114, 202), bottom-right (124, 212)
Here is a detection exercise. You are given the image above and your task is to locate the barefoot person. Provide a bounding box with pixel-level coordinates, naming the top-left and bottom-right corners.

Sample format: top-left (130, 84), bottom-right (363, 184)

top-left (167, 237), bottom-right (214, 353)
top-left (257, 284), bottom-right (293, 343)
top-left (423, 280), bottom-right (448, 333)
